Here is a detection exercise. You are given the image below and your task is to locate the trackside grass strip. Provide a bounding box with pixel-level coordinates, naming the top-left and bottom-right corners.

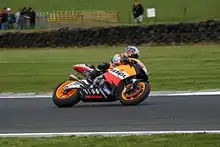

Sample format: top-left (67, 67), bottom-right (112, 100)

top-left (0, 134), bottom-right (220, 147)
top-left (0, 45), bottom-right (220, 92)
top-left (4, 0), bottom-right (220, 23)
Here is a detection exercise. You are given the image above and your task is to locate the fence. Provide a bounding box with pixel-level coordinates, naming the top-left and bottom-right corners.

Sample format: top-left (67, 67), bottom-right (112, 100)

top-left (35, 10), bottom-right (119, 29)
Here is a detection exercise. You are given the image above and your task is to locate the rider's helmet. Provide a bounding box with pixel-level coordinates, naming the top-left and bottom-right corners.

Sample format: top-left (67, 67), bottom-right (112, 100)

top-left (124, 46), bottom-right (140, 59)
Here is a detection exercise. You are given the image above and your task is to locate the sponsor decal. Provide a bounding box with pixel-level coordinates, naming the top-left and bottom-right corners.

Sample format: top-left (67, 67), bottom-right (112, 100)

top-left (110, 68), bottom-right (128, 79)
top-left (103, 86), bottom-right (111, 95)
top-left (85, 95), bottom-right (103, 99)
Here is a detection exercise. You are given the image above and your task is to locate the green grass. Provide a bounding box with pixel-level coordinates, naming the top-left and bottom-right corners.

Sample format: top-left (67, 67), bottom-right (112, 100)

top-left (2, 0), bottom-right (220, 24)
top-left (0, 134), bottom-right (220, 147)
top-left (0, 44), bottom-right (220, 93)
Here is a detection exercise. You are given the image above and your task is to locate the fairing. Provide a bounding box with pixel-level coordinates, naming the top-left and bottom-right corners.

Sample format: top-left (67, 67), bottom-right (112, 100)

top-left (73, 64), bottom-right (95, 73)
top-left (130, 58), bottom-right (148, 75)
top-left (72, 64), bottom-right (95, 77)
top-left (104, 64), bottom-right (137, 86)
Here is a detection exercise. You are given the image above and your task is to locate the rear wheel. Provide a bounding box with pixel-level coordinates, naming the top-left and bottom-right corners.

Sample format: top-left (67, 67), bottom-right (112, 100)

top-left (52, 80), bottom-right (80, 107)
top-left (116, 80), bottom-right (150, 106)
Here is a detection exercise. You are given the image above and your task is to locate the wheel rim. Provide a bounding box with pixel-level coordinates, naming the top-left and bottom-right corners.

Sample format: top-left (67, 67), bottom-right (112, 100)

top-left (121, 82), bottom-right (146, 101)
top-left (56, 80), bottom-right (77, 99)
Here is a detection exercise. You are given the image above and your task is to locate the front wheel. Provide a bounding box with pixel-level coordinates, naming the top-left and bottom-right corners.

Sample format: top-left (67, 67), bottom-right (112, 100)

top-left (116, 80), bottom-right (151, 106)
top-left (52, 80), bottom-right (80, 107)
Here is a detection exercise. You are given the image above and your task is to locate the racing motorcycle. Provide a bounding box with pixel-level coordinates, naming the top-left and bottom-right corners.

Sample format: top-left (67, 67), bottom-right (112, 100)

top-left (52, 58), bottom-right (151, 107)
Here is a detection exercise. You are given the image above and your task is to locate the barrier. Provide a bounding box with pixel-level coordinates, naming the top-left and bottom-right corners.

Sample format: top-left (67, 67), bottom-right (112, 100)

top-left (0, 20), bottom-right (220, 48)
top-left (37, 10), bottom-right (119, 23)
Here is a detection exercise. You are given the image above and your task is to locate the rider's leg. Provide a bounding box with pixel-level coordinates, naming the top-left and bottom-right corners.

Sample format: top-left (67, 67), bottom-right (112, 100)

top-left (87, 69), bottom-right (100, 83)
top-left (87, 62), bottom-right (110, 83)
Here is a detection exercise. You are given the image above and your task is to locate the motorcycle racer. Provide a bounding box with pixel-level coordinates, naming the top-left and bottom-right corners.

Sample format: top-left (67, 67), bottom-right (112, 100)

top-left (54, 45), bottom-right (151, 107)
top-left (86, 46), bottom-right (142, 85)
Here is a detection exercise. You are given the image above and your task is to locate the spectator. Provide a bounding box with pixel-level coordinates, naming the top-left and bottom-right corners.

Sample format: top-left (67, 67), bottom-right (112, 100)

top-left (132, 0), bottom-right (144, 23)
top-left (27, 7), bottom-right (36, 29)
top-left (1, 7), bottom-right (9, 30)
top-left (18, 7), bottom-right (28, 29)
top-left (23, 7), bottom-right (31, 29)
top-left (0, 6), bottom-right (37, 30)
top-left (0, 8), bottom-right (3, 29)
top-left (15, 8), bottom-right (21, 29)
top-left (7, 8), bottom-right (16, 29)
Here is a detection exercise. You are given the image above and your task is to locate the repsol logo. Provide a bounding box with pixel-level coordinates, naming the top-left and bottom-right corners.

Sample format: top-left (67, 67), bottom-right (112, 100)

top-left (110, 68), bottom-right (127, 79)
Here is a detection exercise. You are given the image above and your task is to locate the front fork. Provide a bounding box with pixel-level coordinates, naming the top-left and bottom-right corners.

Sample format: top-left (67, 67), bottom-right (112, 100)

top-left (125, 78), bottom-right (145, 94)
top-left (124, 79), bottom-right (137, 93)
top-left (130, 79), bottom-right (138, 88)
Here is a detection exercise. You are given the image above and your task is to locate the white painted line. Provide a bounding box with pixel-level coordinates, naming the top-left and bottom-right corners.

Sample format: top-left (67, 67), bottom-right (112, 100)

top-left (0, 92), bottom-right (52, 99)
top-left (0, 130), bottom-right (220, 137)
top-left (0, 95), bottom-right (52, 99)
top-left (0, 90), bottom-right (220, 99)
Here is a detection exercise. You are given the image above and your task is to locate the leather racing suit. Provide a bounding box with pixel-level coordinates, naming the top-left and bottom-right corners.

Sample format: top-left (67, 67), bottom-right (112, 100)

top-left (87, 53), bottom-right (130, 84)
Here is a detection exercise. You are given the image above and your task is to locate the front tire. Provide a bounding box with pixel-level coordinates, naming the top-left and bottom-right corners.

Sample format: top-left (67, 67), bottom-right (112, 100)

top-left (52, 80), bottom-right (80, 107)
top-left (116, 80), bottom-right (151, 106)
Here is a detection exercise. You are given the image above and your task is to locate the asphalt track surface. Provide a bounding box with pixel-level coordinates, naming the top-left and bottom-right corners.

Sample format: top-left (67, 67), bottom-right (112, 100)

top-left (0, 95), bottom-right (220, 133)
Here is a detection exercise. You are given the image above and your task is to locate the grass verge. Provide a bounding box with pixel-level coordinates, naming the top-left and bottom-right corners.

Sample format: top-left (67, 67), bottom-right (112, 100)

top-left (0, 44), bottom-right (220, 93)
top-left (0, 133), bottom-right (220, 147)
top-left (3, 0), bottom-right (220, 24)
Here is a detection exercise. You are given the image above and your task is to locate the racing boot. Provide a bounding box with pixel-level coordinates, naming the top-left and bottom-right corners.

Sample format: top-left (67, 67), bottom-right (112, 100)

top-left (86, 69), bottom-right (101, 86)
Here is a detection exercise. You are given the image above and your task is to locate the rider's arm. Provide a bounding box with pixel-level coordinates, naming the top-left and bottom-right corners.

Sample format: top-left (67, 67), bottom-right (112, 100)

top-left (111, 53), bottom-right (122, 66)
top-left (120, 53), bottom-right (136, 64)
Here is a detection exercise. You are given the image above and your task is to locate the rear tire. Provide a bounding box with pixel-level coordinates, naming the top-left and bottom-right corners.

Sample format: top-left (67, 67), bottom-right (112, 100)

top-left (52, 80), bottom-right (80, 107)
top-left (116, 80), bottom-right (151, 106)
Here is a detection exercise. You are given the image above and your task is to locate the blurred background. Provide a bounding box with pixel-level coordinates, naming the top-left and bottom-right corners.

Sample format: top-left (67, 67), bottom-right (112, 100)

top-left (0, 0), bottom-right (219, 30)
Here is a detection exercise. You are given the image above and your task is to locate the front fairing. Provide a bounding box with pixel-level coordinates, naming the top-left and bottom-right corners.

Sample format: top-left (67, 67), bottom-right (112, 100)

top-left (129, 58), bottom-right (148, 76)
top-left (104, 64), bottom-right (137, 86)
